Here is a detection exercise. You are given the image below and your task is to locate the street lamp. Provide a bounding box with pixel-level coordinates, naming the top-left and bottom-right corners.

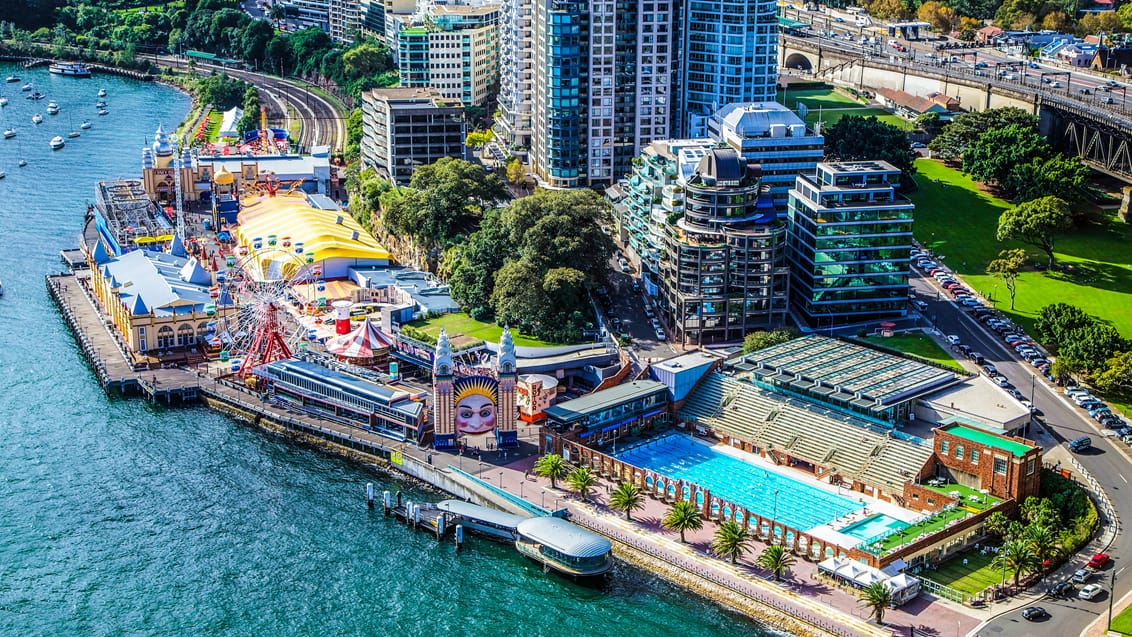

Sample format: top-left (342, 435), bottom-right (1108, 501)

top-left (499, 471), bottom-right (504, 488)
top-left (1109, 570), bottom-right (1119, 631)
top-left (478, 461), bottom-right (485, 476)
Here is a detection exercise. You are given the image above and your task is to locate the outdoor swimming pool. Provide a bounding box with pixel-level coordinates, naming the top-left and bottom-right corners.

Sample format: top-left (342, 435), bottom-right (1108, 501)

top-left (614, 435), bottom-right (863, 532)
top-left (840, 513), bottom-right (909, 546)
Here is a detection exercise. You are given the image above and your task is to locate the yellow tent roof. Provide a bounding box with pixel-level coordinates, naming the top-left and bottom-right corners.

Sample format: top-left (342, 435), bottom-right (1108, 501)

top-left (234, 194), bottom-right (390, 273)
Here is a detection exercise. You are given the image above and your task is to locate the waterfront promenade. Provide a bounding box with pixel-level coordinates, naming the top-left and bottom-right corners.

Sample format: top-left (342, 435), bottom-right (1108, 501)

top-left (48, 268), bottom-right (1000, 637)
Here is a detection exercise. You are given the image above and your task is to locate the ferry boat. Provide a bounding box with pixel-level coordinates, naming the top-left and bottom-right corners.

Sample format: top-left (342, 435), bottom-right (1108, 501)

top-left (3, 128), bottom-right (14, 139)
top-left (80, 120), bottom-right (91, 129)
top-left (31, 113), bottom-right (43, 125)
top-left (5, 75), bottom-right (18, 83)
top-left (514, 517), bottom-right (613, 578)
top-left (46, 101), bottom-right (60, 115)
top-left (49, 135), bottom-right (65, 150)
top-left (97, 88), bottom-right (106, 97)
top-left (49, 62), bottom-right (91, 77)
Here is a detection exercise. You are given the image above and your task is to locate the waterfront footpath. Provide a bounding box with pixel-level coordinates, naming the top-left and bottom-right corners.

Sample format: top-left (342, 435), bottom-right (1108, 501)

top-left (49, 268), bottom-right (913, 637)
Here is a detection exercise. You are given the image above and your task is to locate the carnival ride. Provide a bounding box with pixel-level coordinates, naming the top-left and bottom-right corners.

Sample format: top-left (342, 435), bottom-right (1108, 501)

top-left (208, 244), bottom-right (331, 377)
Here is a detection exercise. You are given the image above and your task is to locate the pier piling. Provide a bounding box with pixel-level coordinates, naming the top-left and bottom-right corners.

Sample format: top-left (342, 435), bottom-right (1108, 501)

top-left (366, 482), bottom-right (374, 509)
top-left (383, 490), bottom-right (391, 515)
top-left (436, 515), bottom-right (445, 541)
top-left (455, 524), bottom-right (464, 550)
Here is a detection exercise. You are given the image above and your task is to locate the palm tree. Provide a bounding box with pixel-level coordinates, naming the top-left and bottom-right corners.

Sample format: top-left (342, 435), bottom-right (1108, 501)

top-left (533, 453), bottom-right (569, 489)
top-left (1024, 523), bottom-right (1059, 574)
top-left (566, 466), bottom-right (598, 502)
top-left (711, 520), bottom-right (751, 565)
top-left (993, 538), bottom-right (1042, 588)
top-left (661, 500), bottom-right (703, 543)
top-left (609, 482), bottom-right (645, 521)
top-left (858, 580), bottom-right (893, 625)
top-left (756, 544), bottom-right (796, 582)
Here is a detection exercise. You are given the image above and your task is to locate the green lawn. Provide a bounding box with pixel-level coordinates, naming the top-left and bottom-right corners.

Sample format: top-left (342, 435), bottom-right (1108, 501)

top-left (1112, 604), bottom-right (1132, 635)
top-left (407, 313), bottom-right (564, 348)
top-left (777, 87), bottom-right (862, 109)
top-left (804, 107), bottom-right (912, 131)
top-left (204, 111), bottom-right (223, 142)
top-left (910, 159), bottom-right (1132, 340)
top-left (925, 548), bottom-right (1002, 597)
top-left (921, 482), bottom-right (1001, 512)
top-left (859, 333), bottom-right (966, 372)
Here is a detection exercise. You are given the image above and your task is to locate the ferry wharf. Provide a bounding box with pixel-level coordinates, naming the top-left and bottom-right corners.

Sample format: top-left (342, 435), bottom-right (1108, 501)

top-left (47, 270), bottom-right (897, 637)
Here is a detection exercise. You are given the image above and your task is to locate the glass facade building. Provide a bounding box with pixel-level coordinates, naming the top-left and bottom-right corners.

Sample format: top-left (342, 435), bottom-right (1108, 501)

top-left (678, 0), bottom-right (779, 137)
top-left (787, 161), bottom-right (914, 325)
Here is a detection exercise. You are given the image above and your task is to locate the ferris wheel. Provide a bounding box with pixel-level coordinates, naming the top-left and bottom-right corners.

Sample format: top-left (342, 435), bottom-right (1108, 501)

top-left (208, 239), bottom-right (327, 376)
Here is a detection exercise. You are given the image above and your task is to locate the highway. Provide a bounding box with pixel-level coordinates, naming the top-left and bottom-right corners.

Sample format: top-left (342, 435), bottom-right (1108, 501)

top-left (910, 269), bottom-right (1130, 637)
top-left (779, 7), bottom-right (1132, 118)
top-left (159, 56), bottom-right (347, 151)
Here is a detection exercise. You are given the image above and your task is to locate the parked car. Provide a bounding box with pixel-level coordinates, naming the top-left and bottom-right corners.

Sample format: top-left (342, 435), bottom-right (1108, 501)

top-left (1079, 583), bottom-right (1104, 600)
top-left (982, 364), bottom-right (998, 375)
top-left (992, 375), bottom-right (1011, 387)
top-left (946, 335), bottom-right (961, 345)
top-left (1072, 568), bottom-right (1093, 584)
top-left (1088, 553), bottom-right (1111, 569)
top-left (654, 329), bottom-right (666, 341)
top-left (1048, 581), bottom-right (1075, 598)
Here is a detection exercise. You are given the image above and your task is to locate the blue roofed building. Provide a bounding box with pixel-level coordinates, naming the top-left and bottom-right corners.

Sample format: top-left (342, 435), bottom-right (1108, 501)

top-left (87, 247), bottom-right (235, 358)
top-left (650, 351), bottom-right (724, 406)
top-left (543, 380), bottom-right (670, 452)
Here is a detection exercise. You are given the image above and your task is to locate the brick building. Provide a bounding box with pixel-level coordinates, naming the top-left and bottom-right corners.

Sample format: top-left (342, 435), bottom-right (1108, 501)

top-left (922, 423), bottom-right (1042, 502)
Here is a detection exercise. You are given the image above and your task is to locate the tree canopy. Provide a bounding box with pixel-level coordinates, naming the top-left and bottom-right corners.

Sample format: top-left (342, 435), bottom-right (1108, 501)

top-left (928, 107), bottom-right (1038, 161)
top-left (962, 124), bottom-right (1050, 186)
top-left (1003, 154), bottom-right (1089, 205)
top-left (822, 115), bottom-right (916, 185)
top-left (742, 329), bottom-right (798, 354)
top-left (1036, 303), bottom-right (1095, 349)
top-left (995, 196), bottom-right (1073, 269)
top-left (986, 248), bottom-right (1026, 310)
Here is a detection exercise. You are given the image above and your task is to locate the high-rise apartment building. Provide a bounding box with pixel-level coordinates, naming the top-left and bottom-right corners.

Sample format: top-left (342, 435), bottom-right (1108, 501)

top-left (677, 0), bottom-right (779, 137)
top-left (396, 3), bottom-right (501, 106)
top-left (788, 161), bottom-right (913, 326)
top-left (499, 0), bottom-right (673, 188)
top-left (328, 0), bottom-right (361, 42)
top-left (657, 148), bottom-right (789, 344)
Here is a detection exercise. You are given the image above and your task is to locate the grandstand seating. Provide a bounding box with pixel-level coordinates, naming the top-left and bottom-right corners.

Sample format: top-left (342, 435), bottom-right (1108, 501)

top-left (679, 373), bottom-right (933, 494)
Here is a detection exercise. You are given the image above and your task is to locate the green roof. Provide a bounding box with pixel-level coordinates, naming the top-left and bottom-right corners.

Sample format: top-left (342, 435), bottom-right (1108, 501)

top-left (943, 424), bottom-right (1032, 457)
top-left (544, 381), bottom-right (667, 423)
top-left (778, 16), bottom-right (810, 28)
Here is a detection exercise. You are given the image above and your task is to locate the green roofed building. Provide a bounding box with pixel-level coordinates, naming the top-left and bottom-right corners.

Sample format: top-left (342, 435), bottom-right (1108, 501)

top-left (543, 380), bottom-right (669, 451)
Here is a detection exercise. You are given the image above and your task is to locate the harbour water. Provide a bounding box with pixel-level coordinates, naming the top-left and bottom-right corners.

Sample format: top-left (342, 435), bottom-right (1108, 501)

top-left (0, 64), bottom-right (772, 635)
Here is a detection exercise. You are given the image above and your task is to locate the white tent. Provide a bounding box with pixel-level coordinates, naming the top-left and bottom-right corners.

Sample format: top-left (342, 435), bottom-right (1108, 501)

top-left (218, 106), bottom-right (244, 138)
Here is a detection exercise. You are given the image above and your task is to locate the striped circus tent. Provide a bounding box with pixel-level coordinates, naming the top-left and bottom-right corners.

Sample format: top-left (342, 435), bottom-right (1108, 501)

top-left (326, 317), bottom-right (392, 363)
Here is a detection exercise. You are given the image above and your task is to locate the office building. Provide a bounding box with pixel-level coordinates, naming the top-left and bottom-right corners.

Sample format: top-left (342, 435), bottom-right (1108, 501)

top-left (360, 87), bottom-right (466, 185)
top-left (788, 161), bottom-right (913, 325)
top-left (656, 148), bottom-right (789, 344)
top-left (678, 0), bottom-right (779, 137)
top-left (286, 0), bottom-right (332, 30)
top-left (396, 3), bottom-right (501, 106)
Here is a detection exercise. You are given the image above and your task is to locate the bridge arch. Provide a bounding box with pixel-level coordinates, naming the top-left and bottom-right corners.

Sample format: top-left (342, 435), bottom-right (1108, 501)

top-left (784, 52), bottom-right (815, 72)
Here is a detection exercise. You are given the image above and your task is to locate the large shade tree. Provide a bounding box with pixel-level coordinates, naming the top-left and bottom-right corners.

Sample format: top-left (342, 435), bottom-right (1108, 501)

top-left (996, 196), bottom-right (1073, 269)
top-left (822, 115), bottom-right (917, 185)
top-left (928, 107), bottom-right (1038, 161)
top-left (962, 124), bottom-right (1050, 187)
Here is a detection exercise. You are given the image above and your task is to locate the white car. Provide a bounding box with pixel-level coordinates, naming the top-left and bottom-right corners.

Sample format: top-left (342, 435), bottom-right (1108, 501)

top-left (946, 335), bottom-right (961, 346)
top-left (655, 329), bottom-right (666, 341)
top-left (993, 376), bottom-right (1011, 387)
top-left (1079, 583), bottom-right (1104, 600)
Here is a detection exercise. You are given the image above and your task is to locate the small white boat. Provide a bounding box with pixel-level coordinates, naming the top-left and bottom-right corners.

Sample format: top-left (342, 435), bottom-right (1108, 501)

top-left (31, 113), bottom-right (43, 124)
top-left (67, 130), bottom-right (80, 138)
top-left (26, 91), bottom-right (44, 101)
top-left (0, 171), bottom-right (5, 180)
top-left (5, 75), bottom-right (18, 83)
top-left (0, 97), bottom-right (7, 107)
top-left (80, 120), bottom-right (91, 129)
top-left (95, 100), bottom-right (107, 108)
top-left (49, 135), bottom-right (64, 150)
top-left (97, 88), bottom-right (106, 97)
top-left (3, 128), bottom-right (14, 139)
top-left (97, 109), bottom-right (108, 116)
top-left (46, 101), bottom-right (60, 115)
top-left (20, 83), bottom-right (31, 92)
top-left (18, 159), bottom-right (27, 167)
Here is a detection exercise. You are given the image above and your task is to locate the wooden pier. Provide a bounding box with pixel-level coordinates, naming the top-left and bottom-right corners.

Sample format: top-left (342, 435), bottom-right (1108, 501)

top-left (46, 272), bottom-right (200, 402)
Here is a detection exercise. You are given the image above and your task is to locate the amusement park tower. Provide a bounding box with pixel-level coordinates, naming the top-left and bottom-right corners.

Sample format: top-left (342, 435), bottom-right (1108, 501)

top-left (432, 328), bottom-right (456, 450)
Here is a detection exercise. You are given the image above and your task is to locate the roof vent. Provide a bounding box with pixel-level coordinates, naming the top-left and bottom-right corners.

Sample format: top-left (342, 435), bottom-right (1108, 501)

top-left (351, 231), bottom-right (360, 241)
top-left (335, 215), bottom-right (344, 224)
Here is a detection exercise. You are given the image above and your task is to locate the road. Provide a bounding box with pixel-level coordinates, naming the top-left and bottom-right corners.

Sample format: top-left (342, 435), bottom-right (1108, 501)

top-left (159, 57), bottom-right (347, 151)
top-left (780, 8), bottom-right (1132, 116)
top-left (909, 269), bottom-right (1131, 637)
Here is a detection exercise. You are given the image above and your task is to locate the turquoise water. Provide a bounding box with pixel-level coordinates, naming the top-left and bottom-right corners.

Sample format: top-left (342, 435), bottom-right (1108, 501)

top-left (839, 513), bottom-right (910, 545)
top-left (0, 64), bottom-right (773, 636)
top-left (615, 435), bottom-right (863, 531)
